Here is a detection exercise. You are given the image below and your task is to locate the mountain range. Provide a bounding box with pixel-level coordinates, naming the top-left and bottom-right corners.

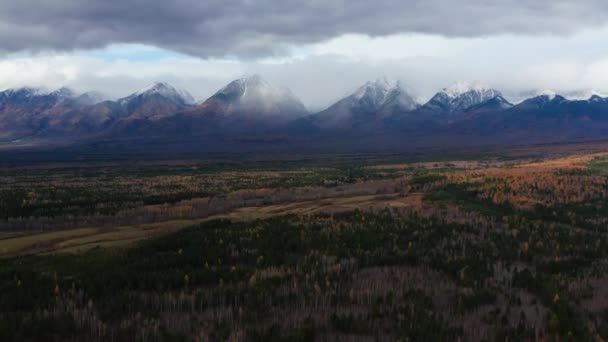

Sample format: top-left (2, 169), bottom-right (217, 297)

top-left (1, 75), bottom-right (608, 153)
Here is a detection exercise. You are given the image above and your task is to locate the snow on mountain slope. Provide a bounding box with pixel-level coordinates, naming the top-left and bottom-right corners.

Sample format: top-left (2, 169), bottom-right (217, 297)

top-left (310, 78), bottom-right (422, 129)
top-left (0, 86), bottom-right (82, 110)
top-left (134, 82), bottom-right (195, 105)
top-left (202, 74), bottom-right (308, 118)
top-left (110, 82), bottom-right (196, 122)
top-left (315, 78), bottom-right (419, 128)
top-left (465, 95), bottom-right (513, 113)
top-left (0, 87), bottom-right (45, 99)
top-left (49, 87), bottom-right (77, 101)
top-left (537, 90), bottom-right (558, 101)
top-left (352, 78), bottom-right (392, 108)
top-left (74, 91), bottom-right (107, 106)
top-left (424, 82), bottom-right (502, 115)
top-left (351, 78), bottom-right (418, 113)
top-left (564, 89), bottom-right (606, 101)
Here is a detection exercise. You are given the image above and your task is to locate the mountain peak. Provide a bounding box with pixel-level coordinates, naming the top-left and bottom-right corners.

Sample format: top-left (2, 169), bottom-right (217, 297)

top-left (49, 87), bottom-right (76, 100)
top-left (353, 77), bottom-right (399, 101)
top-left (350, 77), bottom-right (417, 110)
top-left (240, 74), bottom-right (264, 85)
top-left (537, 90), bottom-right (558, 101)
top-left (589, 94), bottom-right (607, 102)
top-left (443, 81), bottom-right (495, 98)
top-left (367, 77), bottom-right (395, 88)
top-left (1, 87), bottom-right (45, 98)
top-left (204, 75), bottom-right (308, 119)
top-left (534, 91), bottom-right (566, 103)
top-left (75, 91), bottom-right (107, 105)
top-left (516, 91), bottom-right (567, 110)
top-left (136, 81), bottom-right (170, 94)
top-left (564, 89), bottom-right (606, 101)
top-left (465, 95), bottom-right (513, 113)
top-left (314, 78), bottom-right (417, 127)
top-left (425, 82), bottom-right (502, 115)
top-left (130, 82), bottom-right (195, 105)
top-left (0, 86), bottom-right (77, 106)
top-left (216, 74), bottom-right (279, 99)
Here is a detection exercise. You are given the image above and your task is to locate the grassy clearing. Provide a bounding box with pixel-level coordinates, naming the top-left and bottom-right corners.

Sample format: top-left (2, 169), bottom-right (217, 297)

top-left (586, 156), bottom-right (608, 172)
top-left (0, 220), bottom-right (202, 257)
top-left (0, 193), bottom-right (425, 257)
top-left (0, 227), bottom-right (97, 256)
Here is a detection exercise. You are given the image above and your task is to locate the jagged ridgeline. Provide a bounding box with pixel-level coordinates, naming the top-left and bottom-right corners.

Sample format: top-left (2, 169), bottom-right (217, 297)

top-left (1, 77), bottom-right (608, 153)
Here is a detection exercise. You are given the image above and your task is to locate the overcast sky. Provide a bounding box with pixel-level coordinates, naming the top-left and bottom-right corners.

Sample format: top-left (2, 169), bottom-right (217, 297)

top-left (1, 0), bottom-right (608, 109)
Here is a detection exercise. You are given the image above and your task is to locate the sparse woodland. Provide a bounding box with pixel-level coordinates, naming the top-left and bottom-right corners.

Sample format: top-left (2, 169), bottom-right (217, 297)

top-left (2, 153), bottom-right (608, 341)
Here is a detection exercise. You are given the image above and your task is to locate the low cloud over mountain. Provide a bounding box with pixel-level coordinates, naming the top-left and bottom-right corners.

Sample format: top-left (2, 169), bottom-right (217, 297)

top-left (2, 1), bottom-right (608, 58)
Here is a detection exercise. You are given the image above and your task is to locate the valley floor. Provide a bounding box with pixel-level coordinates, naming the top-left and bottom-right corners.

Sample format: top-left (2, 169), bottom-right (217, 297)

top-left (2, 145), bottom-right (608, 340)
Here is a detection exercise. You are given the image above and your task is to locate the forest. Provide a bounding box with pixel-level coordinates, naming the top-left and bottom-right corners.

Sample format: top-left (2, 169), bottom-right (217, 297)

top-left (1, 148), bottom-right (608, 341)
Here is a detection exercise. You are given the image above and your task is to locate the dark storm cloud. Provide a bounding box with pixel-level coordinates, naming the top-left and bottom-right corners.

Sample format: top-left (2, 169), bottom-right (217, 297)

top-left (1, 0), bottom-right (608, 57)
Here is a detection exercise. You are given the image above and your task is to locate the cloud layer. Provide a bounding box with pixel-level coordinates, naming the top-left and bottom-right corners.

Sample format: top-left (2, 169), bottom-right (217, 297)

top-left (1, 46), bottom-right (608, 110)
top-left (2, 0), bottom-right (608, 57)
top-left (2, 1), bottom-right (608, 108)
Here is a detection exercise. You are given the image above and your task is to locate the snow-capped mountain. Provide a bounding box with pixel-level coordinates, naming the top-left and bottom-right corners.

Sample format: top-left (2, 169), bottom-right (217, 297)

top-left (120, 82), bottom-right (195, 106)
top-left (476, 88), bottom-right (608, 138)
top-left (314, 78), bottom-right (418, 128)
top-left (422, 82), bottom-right (502, 115)
top-left (199, 75), bottom-right (308, 120)
top-left (3, 76), bottom-right (608, 150)
top-left (516, 92), bottom-right (567, 110)
top-left (0, 86), bottom-right (83, 141)
top-left (0, 86), bottom-right (82, 111)
top-left (0, 87), bottom-right (75, 105)
top-left (564, 89), bottom-right (606, 101)
top-left (49, 87), bottom-right (77, 101)
top-left (349, 78), bottom-right (417, 113)
top-left (589, 94), bottom-right (608, 103)
top-left (0, 87), bottom-right (108, 108)
top-left (74, 91), bottom-right (107, 106)
top-left (539, 89), bottom-right (557, 99)
top-left (465, 95), bottom-right (513, 113)
top-left (356, 78), bottom-right (418, 114)
top-left (112, 82), bottom-right (196, 121)
top-left (381, 84), bottom-right (420, 113)
top-left (510, 89), bottom-right (607, 104)
top-left (0, 87), bottom-right (45, 101)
